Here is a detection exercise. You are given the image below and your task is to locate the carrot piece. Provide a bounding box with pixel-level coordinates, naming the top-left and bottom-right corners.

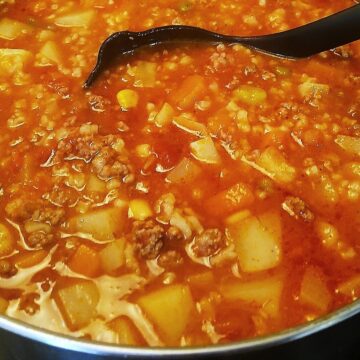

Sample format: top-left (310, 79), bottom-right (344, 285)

top-left (170, 75), bottom-right (206, 110)
top-left (14, 250), bottom-right (47, 268)
top-left (205, 182), bottom-right (254, 216)
top-left (67, 244), bottom-right (100, 277)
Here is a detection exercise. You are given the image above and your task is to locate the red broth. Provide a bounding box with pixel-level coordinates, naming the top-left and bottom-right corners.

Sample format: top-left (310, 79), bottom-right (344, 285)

top-left (0, 0), bottom-right (359, 347)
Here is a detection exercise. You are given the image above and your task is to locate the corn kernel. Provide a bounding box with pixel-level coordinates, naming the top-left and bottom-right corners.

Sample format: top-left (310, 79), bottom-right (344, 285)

top-left (128, 199), bottom-right (153, 220)
top-left (116, 89), bottom-right (139, 110)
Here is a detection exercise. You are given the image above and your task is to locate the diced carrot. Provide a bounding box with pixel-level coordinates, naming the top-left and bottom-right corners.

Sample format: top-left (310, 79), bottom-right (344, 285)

top-left (67, 244), bottom-right (100, 277)
top-left (14, 250), bottom-right (47, 268)
top-left (205, 182), bottom-right (254, 216)
top-left (170, 75), bottom-right (206, 110)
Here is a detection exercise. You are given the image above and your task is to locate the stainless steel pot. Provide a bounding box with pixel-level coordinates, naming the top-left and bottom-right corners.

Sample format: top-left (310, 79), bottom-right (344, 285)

top-left (0, 299), bottom-right (360, 359)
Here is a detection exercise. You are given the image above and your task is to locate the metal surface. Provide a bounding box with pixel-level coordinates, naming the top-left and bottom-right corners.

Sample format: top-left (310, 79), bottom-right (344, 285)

top-left (0, 299), bottom-right (360, 358)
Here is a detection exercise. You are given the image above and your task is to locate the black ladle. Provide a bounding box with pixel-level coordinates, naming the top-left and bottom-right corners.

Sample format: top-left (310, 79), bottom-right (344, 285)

top-left (84, 4), bottom-right (360, 88)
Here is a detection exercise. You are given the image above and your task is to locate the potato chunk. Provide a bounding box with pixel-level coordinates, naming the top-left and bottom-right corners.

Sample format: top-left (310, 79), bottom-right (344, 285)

top-left (233, 85), bottom-right (267, 106)
top-left (99, 238), bottom-right (126, 274)
top-left (0, 18), bottom-right (31, 40)
top-left (229, 212), bottom-right (282, 272)
top-left (69, 207), bottom-right (126, 241)
top-left (54, 10), bottom-right (95, 28)
top-left (39, 40), bottom-right (62, 65)
top-left (220, 276), bottom-right (283, 317)
top-left (257, 146), bottom-right (296, 184)
top-left (137, 284), bottom-right (195, 345)
top-left (335, 135), bottom-right (360, 157)
top-left (53, 278), bottom-right (100, 330)
top-left (190, 137), bottom-right (220, 165)
top-left (170, 75), bottom-right (206, 110)
top-left (0, 223), bottom-right (14, 257)
top-left (109, 316), bottom-right (145, 346)
top-left (299, 267), bottom-right (331, 313)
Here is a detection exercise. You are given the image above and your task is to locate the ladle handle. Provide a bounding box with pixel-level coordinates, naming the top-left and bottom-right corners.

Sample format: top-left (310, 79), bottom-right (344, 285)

top-left (241, 4), bottom-right (360, 58)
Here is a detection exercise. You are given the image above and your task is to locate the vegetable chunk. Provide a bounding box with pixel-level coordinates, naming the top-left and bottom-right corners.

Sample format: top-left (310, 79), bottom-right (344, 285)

top-left (220, 276), bottom-right (283, 317)
top-left (137, 284), bottom-right (195, 345)
top-left (229, 212), bottom-right (282, 272)
top-left (109, 316), bottom-right (145, 346)
top-left (170, 75), bottom-right (206, 110)
top-left (69, 207), bottom-right (126, 241)
top-left (0, 18), bottom-right (31, 40)
top-left (190, 137), bottom-right (220, 164)
top-left (99, 238), bottom-right (126, 274)
top-left (54, 10), bottom-right (95, 28)
top-left (53, 278), bottom-right (100, 330)
top-left (257, 147), bottom-right (296, 183)
top-left (299, 267), bottom-right (331, 313)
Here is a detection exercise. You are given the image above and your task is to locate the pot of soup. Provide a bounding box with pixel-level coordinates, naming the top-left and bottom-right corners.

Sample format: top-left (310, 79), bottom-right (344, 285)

top-left (0, 0), bottom-right (359, 359)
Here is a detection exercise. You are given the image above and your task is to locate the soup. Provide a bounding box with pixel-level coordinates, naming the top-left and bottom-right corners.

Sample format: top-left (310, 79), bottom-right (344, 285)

top-left (0, 0), bottom-right (359, 347)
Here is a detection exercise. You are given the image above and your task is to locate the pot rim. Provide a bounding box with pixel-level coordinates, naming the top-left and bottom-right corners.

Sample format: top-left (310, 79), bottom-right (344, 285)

top-left (0, 299), bottom-right (359, 357)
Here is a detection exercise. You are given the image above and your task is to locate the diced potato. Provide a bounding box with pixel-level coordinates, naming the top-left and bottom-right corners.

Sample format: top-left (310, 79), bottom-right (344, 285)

top-left (257, 146), bottom-right (296, 183)
top-left (86, 174), bottom-right (107, 193)
top-left (128, 199), bottom-right (153, 221)
top-left (68, 244), bottom-right (100, 277)
top-left (173, 115), bottom-right (208, 137)
top-left (229, 212), bottom-right (282, 272)
top-left (186, 271), bottom-right (214, 290)
top-left (39, 40), bottom-right (62, 65)
top-left (135, 144), bottom-right (152, 158)
top-left (314, 175), bottom-right (339, 204)
top-left (69, 207), bottom-right (126, 241)
top-left (205, 183), bottom-right (254, 216)
top-left (0, 18), bottom-right (31, 40)
top-left (190, 137), bottom-right (220, 165)
top-left (233, 85), bottom-right (267, 106)
top-left (335, 135), bottom-right (360, 157)
top-left (166, 157), bottom-right (201, 184)
top-left (14, 250), bottom-right (47, 269)
top-left (299, 267), bottom-right (331, 313)
top-left (134, 61), bottom-right (157, 88)
top-left (298, 81), bottom-right (329, 99)
top-left (0, 297), bottom-right (8, 314)
top-left (99, 238), bottom-right (126, 274)
top-left (342, 162), bottom-right (360, 179)
top-left (137, 284), bottom-right (195, 345)
top-left (170, 75), bottom-right (206, 110)
top-left (0, 49), bottom-right (33, 78)
top-left (117, 89), bottom-right (139, 110)
top-left (220, 276), bottom-right (283, 317)
top-left (154, 102), bottom-right (175, 127)
top-left (53, 278), bottom-right (100, 330)
top-left (54, 10), bottom-right (95, 28)
top-left (109, 316), bottom-right (145, 346)
top-left (225, 210), bottom-right (252, 226)
top-left (337, 275), bottom-right (360, 299)
top-left (0, 223), bottom-right (14, 257)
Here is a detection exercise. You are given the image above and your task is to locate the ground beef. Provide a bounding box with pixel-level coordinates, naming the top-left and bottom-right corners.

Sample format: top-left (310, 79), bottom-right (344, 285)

top-left (5, 197), bottom-right (42, 221)
top-left (27, 232), bottom-right (54, 249)
top-left (158, 250), bottom-right (183, 269)
top-left (192, 229), bottom-right (224, 257)
top-left (32, 207), bottom-right (65, 226)
top-left (0, 260), bottom-right (17, 278)
top-left (282, 196), bottom-right (314, 222)
top-left (87, 94), bottom-right (110, 113)
top-left (132, 220), bottom-right (165, 260)
top-left (56, 133), bottom-right (134, 182)
top-left (5, 197), bottom-right (65, 226)
top-left (167, 226), bottom-right (184, 242)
